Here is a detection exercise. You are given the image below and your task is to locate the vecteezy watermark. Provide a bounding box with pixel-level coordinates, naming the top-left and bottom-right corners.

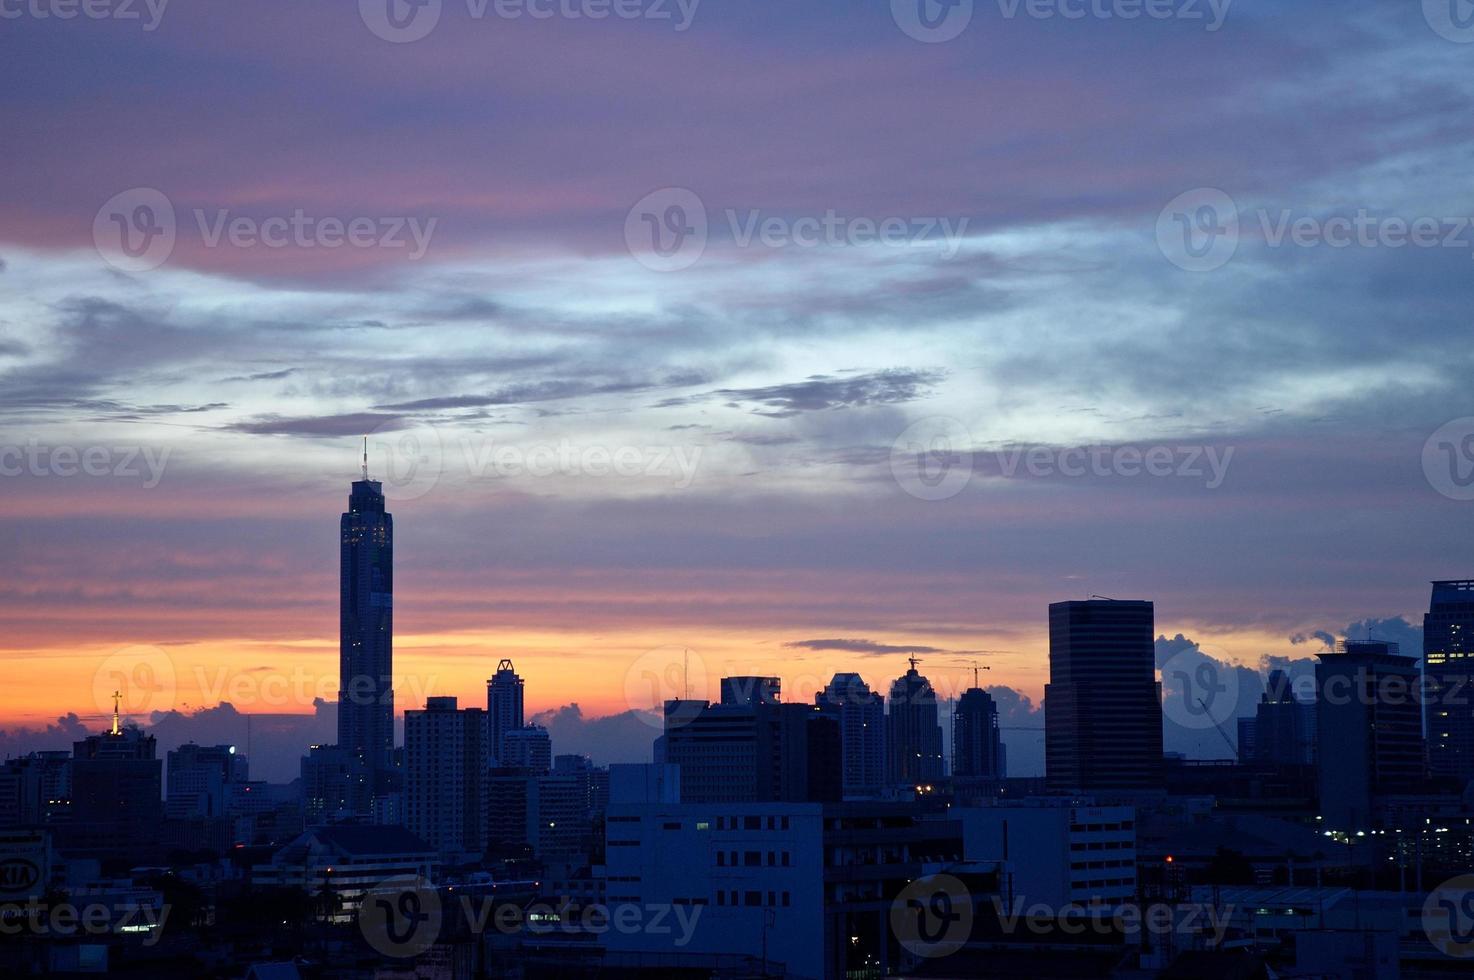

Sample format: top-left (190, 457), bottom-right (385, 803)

top-left (991, 898), bottom-right (1234, 945)
top-left (889, 418), bottom-right (1236, 501)
top-left (359, 877), bottom-right (442, 958)
top-left (1423, 418), bottom-right (1474, 502)
top-left (891, 0), bottom-right (1231, 43)
top-left (0, 901), bottom-right (169, 945)
top-left (92, 644), bottom-right (177, 721)
top-left (623, 188), bottom-right (969, 271)
top-left (0, 0), bottom-right (169, 30)
top-left (1424, 0), bottom-right (1474, 43)
top-left (1159, 647), bottom-right (1239, 732)
top-left (624, 645), bottom-right (710, 729)
top-left (460, 438), bottom-right (703, 488)
top-left (891, 417), bottom-right (975, 501)
top-left (0, 440), bottom-right (170, 487)
top-left (1158, 188), bottom-right (1474, 272)
top-left (891, 874), bottom-right (973, 958)
top-left (1423, 875), bottom-right (1474, 958)
top-left (191, 666), bottom-right (438, 712)
top-left (93, 188), bottom-right (438, 273)
top-left (358, 876), bottom-right (704, 957)
top-left (358, 0), bottom-right (699, 43)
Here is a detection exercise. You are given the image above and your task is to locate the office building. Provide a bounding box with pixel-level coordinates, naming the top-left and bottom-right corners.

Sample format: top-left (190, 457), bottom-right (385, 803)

top-left (405, 697), bottom-right (488, 859)
top-left (959, 802), bottom-right (1136, 907)
top-left (301, 744), bottom-right (366, 825)
top-left (1425, 580), bottom-right (1474, 785)
top-left (1237, 669), bottom-right (1315, 765)
top-left (886, 659), bottom-right (944, 787)
top-left (501, 724), bottom-right (553, 775)
top-left (815, 673), bottom-right (886, 797)
top-left (1044, 598), bottom-right (1163, 793)
top-left (65, 715), bottom-right (163, 859)
top-left (166, 743), bottom-right (247, 819)
top-left (1316, 641), bottom-right (1425, 829)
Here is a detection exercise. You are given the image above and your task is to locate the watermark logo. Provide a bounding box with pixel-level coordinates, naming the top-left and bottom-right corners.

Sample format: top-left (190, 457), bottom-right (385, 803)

top-left (623, 645), bottom-right (709, 729)
top-left (1424, 418), bottom-right (1474, 501)
top-left (892, 873), bottom-right (973, 958)
top-left (0, 0), bottom-right (169, 30)
top-left (92, 644), bottom-right (177, 720)
top-left (359, 0), bottom-right (443, 42)
top-left (1424, 0), bottom-right (1474, 43)
top-left (625, 188), bottom-right (707, 272)
top-left (367, 421), bottom-right (445, 502)
top-left (891, 417), bottom-right (974, 501)
top-left (891, 0), bottom-right (973, 43)
top-left (94, 188), bottom-right (176, 273)
top-left (1157, 188), bottom-right (1238, 272)
top-left (1423, 875), bottom-right (1474, 958)
top-left (1160, 647), bottom-right (1238, 731)
top-left (359, 876), bottom-right (442, 958)
top-left (0, 440), bottom-right (171, 487)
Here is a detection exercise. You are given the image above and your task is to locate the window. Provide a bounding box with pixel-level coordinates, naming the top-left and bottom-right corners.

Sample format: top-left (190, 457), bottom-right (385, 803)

top-left (744, 851), bottom-right (761, 867)
top-left (745, 891), bottom-right (761, 907)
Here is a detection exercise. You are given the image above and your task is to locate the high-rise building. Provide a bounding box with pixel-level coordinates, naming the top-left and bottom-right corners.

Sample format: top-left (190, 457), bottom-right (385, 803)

top-left (1316, 640), bottom-right (1425, 829)
top-left (662, 687), bottom-right (841, 805)
top-left (885, 660), bottom-right (944, 787)
top-left (0, 751), bottom-right (70, 829)
top-left (1044, 598), bottom-right (1163, 794)
top-left (1238, 669), bottom-right (1315, 765)
top-left (301, 745), bottom-right (365, 825)
top-left (721, 676), bottom-right (781, 707)
top-left (953, 687), bottom-right (1006, 780)
top-left (501, 724), bottom-right (553, 775)
top-left (404, 697), bottom-right (488, 858)
top-left (815, 673), bottom-right (885, 797)
top-left (339, 454), bottom-right (394, 799)
top-left (487, 658), bottom-right (525, 765)
top-left (65, 712), bottom-right (163, 858)
top-left (166, 743), bottom-right (247, 819)
top-left (1425, 580), bottom-right (1474, 786)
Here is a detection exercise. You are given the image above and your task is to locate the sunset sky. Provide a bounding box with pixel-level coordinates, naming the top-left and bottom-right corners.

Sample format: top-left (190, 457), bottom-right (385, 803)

top-left (1, 3), bottom-right (1471, 771)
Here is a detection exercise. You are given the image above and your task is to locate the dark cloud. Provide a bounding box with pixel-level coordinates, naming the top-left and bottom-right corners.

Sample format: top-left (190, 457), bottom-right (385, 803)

top-left (219, 368), bottom-right (297, 383)
top-left (710, 370), bottom-right (944, 419)
top-left (377, 373), bottom-right (709, 412)
top-left (528, 703), bottom-right (654, 766)
top-left (223, 412), bottom-right (407, 436)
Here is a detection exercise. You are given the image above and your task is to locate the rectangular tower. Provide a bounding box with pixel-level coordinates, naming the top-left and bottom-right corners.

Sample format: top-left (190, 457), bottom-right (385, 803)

top-left (1425, 580), bottom-right (1474, 785)
top-left (1045, 599), bottom-right (1163, 794)
top-left (340, 467), bottom-right (394, 795)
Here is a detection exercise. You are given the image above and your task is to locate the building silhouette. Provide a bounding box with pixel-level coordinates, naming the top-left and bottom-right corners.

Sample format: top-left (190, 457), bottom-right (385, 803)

top-left (885, 659), bottom-right (944, 787)
top-left (1316, 640), bottom-right (1425, 829)
top-left (339, 454), bottom-right (394, 805)
top-left (487, 658), bottom-right (525, 765)
top-left (953, 686), bottom-right (1006, 780)
top-left (502, 724), bottom-right (553, 775)
top-left (662, 679), bottom-right (841, 804)
top-left (405, 696), bottom-right (488, 859)
top-left (1425, 579), bottom-right (1474, 785)
top-left (166, 743), bottom-right (247, 819)
top-left (64, 708), bottom-right (163, 858)
top-left (1236, 669), bottom-right (1315, 765)
top-left (815, 673), bottom-right (885, 797)
top-left (1044, 598), bottom-right (1163, 793)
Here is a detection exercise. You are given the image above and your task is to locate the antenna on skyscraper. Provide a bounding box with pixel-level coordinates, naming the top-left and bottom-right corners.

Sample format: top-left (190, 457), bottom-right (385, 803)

top-left (362, 435), bottom-right (369, 481)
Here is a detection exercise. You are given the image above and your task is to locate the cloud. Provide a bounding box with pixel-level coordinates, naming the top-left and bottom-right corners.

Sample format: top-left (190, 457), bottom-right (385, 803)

top-left (707, 370), bottom-right (944, 418)
top-left (222, 412), bottom-right (407, 436)
top-left (528, 703), bottom-right (655, 766)
top-left (785, 638), bottom-right (950, 656)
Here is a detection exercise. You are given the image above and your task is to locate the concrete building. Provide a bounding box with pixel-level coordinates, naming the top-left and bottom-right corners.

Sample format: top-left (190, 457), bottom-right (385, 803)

top-left (486, 658), bottom-right (525, 765)
top-left (1316, 641), bottom-right (1424, 830)
top-left (1045, 598), bottom-right (1163, 793)
top-left (501, 724), bottom-right (552, 775)
top-left (885, 660), bottom-right (945, 787)
top-left (815, 674), bottom-right (885, 798)
top-left (404, 696), bottom-right (488, 859)
top-left (959, 802), bottom-right (1137, 907)
top-left (255, 825), bottom-right (438, 921)
top-left (166, 743), bottom-right (248, 819)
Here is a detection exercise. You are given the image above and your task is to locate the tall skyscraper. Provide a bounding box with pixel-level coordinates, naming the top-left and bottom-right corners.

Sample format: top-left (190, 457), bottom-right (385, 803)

top-left (405, 697), bottom-right (488, 858)
top-left (1316, 640), bottom-right (1425, 829)
top-left (1425, 579), bottom-right (1474, 785)
top-left (487, 658), bottom-right (525, 765)
top-left (339, 450), bottom-right (394, 794)
top-left (885, 659), bottom-right (944, 787)
top-left (1044, 598), bottom-right (1163, 793)
top-left (815, 673), bottom-right (885, 797)
top-left (953, 686), bottom-right (1006, 780)
top-left (64, 706), bottom-right (163, 858)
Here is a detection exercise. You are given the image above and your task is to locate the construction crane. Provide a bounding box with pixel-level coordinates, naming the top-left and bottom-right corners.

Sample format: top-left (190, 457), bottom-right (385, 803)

top-left (1200, 698), bottom-right (1238, 758)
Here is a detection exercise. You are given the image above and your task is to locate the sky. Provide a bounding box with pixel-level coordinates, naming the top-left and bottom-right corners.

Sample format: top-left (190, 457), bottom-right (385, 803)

top-left (1, 1), bottom-right (1472, 777)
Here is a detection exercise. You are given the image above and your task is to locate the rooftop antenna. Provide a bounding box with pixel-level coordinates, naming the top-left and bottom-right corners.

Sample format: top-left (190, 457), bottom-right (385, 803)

top-left (362, 436), bottom-right (369, 481)
top-left (110, 690), bottom-right (122, 736)
top-left (908, 655), bottom-right (921, 672)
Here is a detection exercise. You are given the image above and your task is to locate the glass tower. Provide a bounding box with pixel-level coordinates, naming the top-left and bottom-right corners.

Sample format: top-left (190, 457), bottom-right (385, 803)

top-left (339, 471), bottom-right (394, 786)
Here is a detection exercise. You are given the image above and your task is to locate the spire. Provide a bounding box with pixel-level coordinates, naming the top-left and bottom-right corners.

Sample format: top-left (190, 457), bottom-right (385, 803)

top-left (111, 690), bottom-right (122, 736)
top-left (362, 435), bottom-right (369, 481)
